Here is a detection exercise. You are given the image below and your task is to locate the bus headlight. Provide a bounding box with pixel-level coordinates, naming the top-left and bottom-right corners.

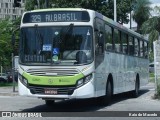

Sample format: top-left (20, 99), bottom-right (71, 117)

top-left (18, 74), bottom-right (28, 87)
top-left (76, 74), bottom-right (92, 88)
top-left (77, 79), bottom-right (83, 87)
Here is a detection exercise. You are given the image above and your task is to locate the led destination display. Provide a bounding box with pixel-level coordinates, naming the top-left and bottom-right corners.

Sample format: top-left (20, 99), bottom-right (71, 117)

top-left (23, 11), bottom-right (90, 23)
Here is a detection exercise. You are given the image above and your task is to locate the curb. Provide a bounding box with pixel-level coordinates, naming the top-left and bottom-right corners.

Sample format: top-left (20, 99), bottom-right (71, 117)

top-left (0, 86), bottom-right (18, 96)
top-left (0, 92), bottom-right (18, 96)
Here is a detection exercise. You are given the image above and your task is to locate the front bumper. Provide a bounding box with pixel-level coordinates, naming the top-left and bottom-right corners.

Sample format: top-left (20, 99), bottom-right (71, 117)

top-left (18, 77), bottom-right (95, 99)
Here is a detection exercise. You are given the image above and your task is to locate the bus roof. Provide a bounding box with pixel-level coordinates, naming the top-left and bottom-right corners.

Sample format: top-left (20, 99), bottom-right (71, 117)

top-left (23, 8), bottom-right (147, 41)
top-left (29, 8), bottom-right (88, 12)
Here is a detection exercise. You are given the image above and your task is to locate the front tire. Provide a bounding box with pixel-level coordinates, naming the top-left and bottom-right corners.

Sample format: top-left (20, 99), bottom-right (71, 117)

top-left (98, 81), bottom-right (112, 106)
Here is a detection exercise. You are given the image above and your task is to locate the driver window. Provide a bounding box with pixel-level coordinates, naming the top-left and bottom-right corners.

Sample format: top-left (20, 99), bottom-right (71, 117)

top-left (105, 24), bottom-right (113, 51)
top-left (95, 19), bottom-right (104, 54)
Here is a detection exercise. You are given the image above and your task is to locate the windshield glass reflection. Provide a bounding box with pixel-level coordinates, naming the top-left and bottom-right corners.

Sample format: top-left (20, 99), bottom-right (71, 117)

top-left (19, 26), bottom-right (93, 66)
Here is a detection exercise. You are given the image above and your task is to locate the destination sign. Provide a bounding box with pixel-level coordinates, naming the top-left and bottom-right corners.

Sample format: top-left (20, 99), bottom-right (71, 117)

top-left (23, 11), bottom-right (90, 23)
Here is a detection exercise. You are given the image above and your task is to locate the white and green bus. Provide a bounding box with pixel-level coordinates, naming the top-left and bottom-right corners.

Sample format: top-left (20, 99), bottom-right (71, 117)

top-left (18, 8), bottom-right (149, 106)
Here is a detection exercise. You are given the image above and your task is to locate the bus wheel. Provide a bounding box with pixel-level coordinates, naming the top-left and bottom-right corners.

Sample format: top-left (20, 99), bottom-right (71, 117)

top-left (45, 100), bottom-right (55, 106)
top-left (132, 78), bottom-right (139, 98)
top-left (98, 81), bottom-right (112, 106)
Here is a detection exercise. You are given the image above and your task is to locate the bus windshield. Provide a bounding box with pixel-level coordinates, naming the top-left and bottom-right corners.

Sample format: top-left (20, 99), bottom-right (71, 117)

top-left (19, 26), bottom-right (93, 66)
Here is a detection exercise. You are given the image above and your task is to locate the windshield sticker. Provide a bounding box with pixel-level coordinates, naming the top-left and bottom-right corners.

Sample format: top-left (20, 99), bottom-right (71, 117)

top-left (53, 48), bottom-right (59, 55)
top-left (52, 55), bottom-right (58, 61)
top-left (87, 30), bottom-right (90, 36)
top-left (42, 44), bottom-right (52, 51)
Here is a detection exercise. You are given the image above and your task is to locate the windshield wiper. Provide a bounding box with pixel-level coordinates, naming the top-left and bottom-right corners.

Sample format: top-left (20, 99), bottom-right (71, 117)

top-left (65, 23), bottom-right (74, 33)
top-left (61, 23), bottom-right (74, 41)
top-left (54, 23), bottom-right (74, 41)
top-left (35, 24), bottom-right (43, 55)
top-left (51, 24), bottom-right (74, 64)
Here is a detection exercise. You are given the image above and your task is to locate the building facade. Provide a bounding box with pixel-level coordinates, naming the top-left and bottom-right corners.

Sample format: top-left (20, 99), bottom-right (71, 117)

top-left (0, 0), bottom-right (25, 20)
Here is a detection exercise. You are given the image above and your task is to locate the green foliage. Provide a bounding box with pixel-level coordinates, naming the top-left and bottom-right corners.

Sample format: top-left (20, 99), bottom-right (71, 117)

top-left (0, 19), bottom-right (13, 69)
top-left (12, 17), bottom-right (21, 56)
top-left (132, 0), bottom-right (151, 33)
top-left (0, 17), bottom-right (20, 70)
top-left (25, 0), bottom-right (37, 10)
top-left (150, 73), bottom-right (154, 78)
top-left (141, 6), bottom-right (160, 99)
top-left (149, 73), bottom-right (155, 83)
top-left (149, 51), bottom-right (154, 62)
top-left (141, 6), bottom-right (160, 52)
top-left (104, 0), bottom-right (134, 24)
top-left (142, 16), bottom-right (160, 35)
top-left (0, 82), bottom-right (17, 87)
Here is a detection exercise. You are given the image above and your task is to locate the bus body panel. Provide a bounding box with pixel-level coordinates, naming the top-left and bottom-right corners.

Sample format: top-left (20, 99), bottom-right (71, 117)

top-left (94, 51), bottom-right (149, 95)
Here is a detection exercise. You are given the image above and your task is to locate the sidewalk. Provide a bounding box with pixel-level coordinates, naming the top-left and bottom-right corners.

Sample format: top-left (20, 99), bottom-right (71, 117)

top-left (0, 86), bottom-right (18, 96)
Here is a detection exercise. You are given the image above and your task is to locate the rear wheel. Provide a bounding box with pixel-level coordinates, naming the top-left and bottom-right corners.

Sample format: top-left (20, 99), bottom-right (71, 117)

top-left (45, 100), bottom-right (55, 106)
top-left (98, 80), bottom-right (112, 106)
top-left (132, 77), bottom-right (139, 98)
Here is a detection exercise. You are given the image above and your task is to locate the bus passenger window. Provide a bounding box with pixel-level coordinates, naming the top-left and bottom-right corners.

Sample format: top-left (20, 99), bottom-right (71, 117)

top-left (134, 38), bottom-right (139, 56)
top-left (128, 36), bottom-right (134, 56)
top-left (105, 25), bottom-right (113, 51)
top-left (140, 40), bottom-right (144, 57)
top-left (114, 29), bottom-right (121, 53)
top-left (144, 41), bottom-right (148, 58)
top-left (95, 30), bottom-right (104, 54)
top-left (98, 32), bottom-right (104, 53)
top-left (121, 32), bottom-right (128, 54)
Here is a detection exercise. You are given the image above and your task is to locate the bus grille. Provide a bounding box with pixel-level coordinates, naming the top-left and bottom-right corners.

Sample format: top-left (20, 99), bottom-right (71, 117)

top-left (26, 67), bottom-right (80, 76)
top-left (28, 84), bottom-right (75, 95)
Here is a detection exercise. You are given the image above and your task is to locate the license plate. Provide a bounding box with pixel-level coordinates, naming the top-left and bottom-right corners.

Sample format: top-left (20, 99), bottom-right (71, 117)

top-left (44, 89), bottom-right (57, 95)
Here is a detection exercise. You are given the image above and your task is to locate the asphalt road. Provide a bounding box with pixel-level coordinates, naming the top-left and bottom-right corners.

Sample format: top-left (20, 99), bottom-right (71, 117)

top-left (0, 82), bottom-right (160, 120)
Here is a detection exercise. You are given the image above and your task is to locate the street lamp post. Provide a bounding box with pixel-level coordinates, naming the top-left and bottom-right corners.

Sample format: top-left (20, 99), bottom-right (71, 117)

top-left (45, 0), bottom-right (49, 8)
top-left (130, 6), bottom-right (132, 29)
top-left (114, 0), bottom-right (117, 22)
top-left (36, 0), bottom-right (40, 9)
top-left (11, 27), bottom-right (19, 92)
top-left (0, 57), bottom-right (2, 77)
top-left (130, 0), bottom-right (134, 29)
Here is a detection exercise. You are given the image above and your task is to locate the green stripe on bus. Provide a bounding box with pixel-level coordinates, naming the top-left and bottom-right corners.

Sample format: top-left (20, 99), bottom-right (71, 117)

top-left (22, 72), bottom-right (84, 86)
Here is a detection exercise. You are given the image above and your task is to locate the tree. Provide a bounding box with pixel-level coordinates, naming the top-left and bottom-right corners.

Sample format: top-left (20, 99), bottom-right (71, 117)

top-left (25, 0), bottom-right (38, 10)
top-left (141, 6), bottom-right (160, 53)
top-left (0, 17), bottom-right (20, 70)
top-left (0, 19), bottom-right (13, 69)
top-left (12, 17), bottom-right (21, 56)
top-left (132, 0), bottom-right (151, 33)
top-left (142, 6), bottom-right (160, 98)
